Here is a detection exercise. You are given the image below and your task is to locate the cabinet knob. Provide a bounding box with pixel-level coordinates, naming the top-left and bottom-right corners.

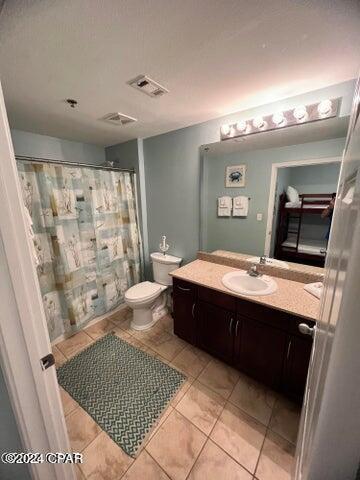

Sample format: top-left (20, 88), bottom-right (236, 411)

top-left (298, 323), bottom-right (315, 337)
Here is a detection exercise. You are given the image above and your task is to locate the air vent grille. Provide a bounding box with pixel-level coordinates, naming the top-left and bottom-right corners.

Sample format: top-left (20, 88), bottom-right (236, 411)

top-left (101, 112), bottom-right (137, 126)
top-left (128, 75), bottom-right (169, 98)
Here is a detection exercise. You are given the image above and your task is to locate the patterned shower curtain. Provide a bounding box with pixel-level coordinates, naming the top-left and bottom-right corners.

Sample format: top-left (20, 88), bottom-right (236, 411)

top-left (17, 161), bottom-right (142, 341)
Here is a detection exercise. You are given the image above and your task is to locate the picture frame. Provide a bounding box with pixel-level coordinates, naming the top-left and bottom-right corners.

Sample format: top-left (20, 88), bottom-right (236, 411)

top-left (225, 164), bottom-right (246, 187)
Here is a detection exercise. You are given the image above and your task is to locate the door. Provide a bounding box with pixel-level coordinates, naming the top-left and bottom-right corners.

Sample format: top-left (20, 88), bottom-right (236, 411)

top-left (282, 335), bottom-right (312, 402)
top-left (197, 301), bottom-right (234, 363)
top-left (236, 315), bottom-right (287, 389)
top-left (295, 80), bottom-right (360, 479)
top-left (0, 81), bottom-right (75, 479)
top-left (173, 279), bottom-right (197, 344)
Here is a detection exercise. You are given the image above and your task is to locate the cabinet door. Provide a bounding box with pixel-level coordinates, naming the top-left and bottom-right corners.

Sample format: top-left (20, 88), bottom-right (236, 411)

top-left (197, 301), bottom-right (235, 363)
top-left (283, 335), bottom-right (312, 402)
top-left (173, 280), bottom-right (196, 345)
top-left (236, 315), bottom-right (287, 389)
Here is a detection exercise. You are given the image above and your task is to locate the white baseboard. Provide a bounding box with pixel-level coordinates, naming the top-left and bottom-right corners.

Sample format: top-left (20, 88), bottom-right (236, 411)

top-left (51, 302), bottom-right (128, 346)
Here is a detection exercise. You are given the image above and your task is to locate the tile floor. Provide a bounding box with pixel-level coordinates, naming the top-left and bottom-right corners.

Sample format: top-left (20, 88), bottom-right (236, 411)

top-left (54, 307), bottom-right (300, 480)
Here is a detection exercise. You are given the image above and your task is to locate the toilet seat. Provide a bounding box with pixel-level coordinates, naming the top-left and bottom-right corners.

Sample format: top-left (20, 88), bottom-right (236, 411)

top-left (125, 281), bottom-right (161, 303)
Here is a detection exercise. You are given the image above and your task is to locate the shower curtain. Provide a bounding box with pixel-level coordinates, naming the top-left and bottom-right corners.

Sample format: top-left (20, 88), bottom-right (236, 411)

top-left (17, 161), bottom-right (142, 341)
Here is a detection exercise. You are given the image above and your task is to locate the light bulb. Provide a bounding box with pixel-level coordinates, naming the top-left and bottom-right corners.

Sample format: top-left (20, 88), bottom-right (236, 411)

top-left (253, 116), bottom-right (266, 130)
top-left (221, 124), bottom-right (230, 136)
top-left (272, 112), bottom-right (286, 127)
top-left (236, 120), bottom-right (248, 133)
top-left (293, 105), bottom-right (308, 122)
top-left (318, 99), bottom-right (332, 117)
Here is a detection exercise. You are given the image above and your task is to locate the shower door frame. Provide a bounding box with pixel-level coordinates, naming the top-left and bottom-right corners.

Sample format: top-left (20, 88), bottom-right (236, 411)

top-left (0, 81), bottom-right (76, 480)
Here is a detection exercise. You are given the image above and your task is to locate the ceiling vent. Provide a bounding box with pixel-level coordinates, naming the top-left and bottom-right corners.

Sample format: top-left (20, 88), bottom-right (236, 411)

top-left (128, 75), bottom-right (169, 98)
top-left (101, 112), bottom-right (137, 126)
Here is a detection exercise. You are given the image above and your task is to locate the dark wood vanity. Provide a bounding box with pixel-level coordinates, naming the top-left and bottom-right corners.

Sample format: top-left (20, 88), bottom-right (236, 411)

top-left (173, 277), bottom-right (314, 403)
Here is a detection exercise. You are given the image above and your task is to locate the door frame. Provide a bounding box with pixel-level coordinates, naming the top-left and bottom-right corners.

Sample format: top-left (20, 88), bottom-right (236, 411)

top-left (264, 155), bottom-right (342, 256)
top-left (0, 82), bottom-right (75, 479)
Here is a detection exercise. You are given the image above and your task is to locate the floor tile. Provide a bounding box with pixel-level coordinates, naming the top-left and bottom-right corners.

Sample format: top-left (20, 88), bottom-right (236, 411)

top-left (176, 381), bottom-right (225, 435)
top-left (53, 345), bottom-right (67, 367)
top-left (56, 331), bottom-right (93, 358)
top-left (171, 346), bottom-right (210, 377)
top-left (107, 307), bottom-right (131, 324)
top-left (170, 376), bottom-right (194, 407)
top-left (85, 318), bottom-right (116, 339)
top-left (188, 439), bottom-right (252, 480)
top-left (146, 410), bottom-right (206, 480)
top-left (197, 359), bottom-right (239, 399)
top-left (269, 397), bottom-right (301, 444)
top-left (229, 373), bottom-right (276, 426)
top-left (122, 450), bottom-right (170, 480)
top-left (65, 407), bottom-right (101, 452)
top-left (210, 402), bottom-right (266, 473)
top-left (112, 326), bottom-right (132, 341)
top-left (80, 431), bottom-right (133, 480)
top-left (59, 387), bottom-right (78, 417)
top-left (255, 431), bottom-right (295, 480)
top-left (157, 314), bottom-right (174, 333)
top-left (147, 405), bottom-right (174, 443)
top-left (75, 464), bottom-right (85, 479)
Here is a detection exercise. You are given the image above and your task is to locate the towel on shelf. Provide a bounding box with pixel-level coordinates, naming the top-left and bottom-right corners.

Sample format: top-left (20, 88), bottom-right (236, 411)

top-left (233, 196), bottom-right (249, 217)
top-left (217, 196), bottom-right (232, 217)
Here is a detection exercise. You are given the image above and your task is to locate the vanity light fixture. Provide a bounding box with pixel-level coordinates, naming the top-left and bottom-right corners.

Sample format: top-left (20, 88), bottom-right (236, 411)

top-left (253, 116), bottom-right (267, 130)
top-left (318, 99), bottom-right (333, 117)
top-left (293, 105), bottom-right (308, 122)
top-left (272, 112), bottom-right (287, 127)
top-left (236, 120), bottom-right (248, 133)
top-left (220, 97), bottom-right (341, 141)
top-left (221, 124), bottom-right (231, 136)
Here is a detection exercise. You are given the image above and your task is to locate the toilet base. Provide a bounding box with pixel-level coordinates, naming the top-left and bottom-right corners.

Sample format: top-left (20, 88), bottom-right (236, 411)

top-left (130, 307), bottom-right (157, 331)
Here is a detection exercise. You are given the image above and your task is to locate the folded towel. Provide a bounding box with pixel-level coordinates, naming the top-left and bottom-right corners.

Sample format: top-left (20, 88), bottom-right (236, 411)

top-left (233, 196), bottom-right (249, 217)
top-left (303, 282), bottom-right (323, 299)
top-left (218, 196), bottom-right (232, 217)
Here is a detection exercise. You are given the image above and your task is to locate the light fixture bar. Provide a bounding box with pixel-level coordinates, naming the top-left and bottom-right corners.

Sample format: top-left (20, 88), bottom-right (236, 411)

top-left (220, 97), bottom-right (341, 141)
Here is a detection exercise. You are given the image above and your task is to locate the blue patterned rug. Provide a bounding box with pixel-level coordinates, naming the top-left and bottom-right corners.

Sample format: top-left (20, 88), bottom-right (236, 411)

top-left (57, 333), bottom-right (186, 457)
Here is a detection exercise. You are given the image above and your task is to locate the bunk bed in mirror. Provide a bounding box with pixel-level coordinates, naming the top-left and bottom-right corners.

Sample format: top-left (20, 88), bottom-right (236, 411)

top-left (274, 192), bottom-right (333, 267)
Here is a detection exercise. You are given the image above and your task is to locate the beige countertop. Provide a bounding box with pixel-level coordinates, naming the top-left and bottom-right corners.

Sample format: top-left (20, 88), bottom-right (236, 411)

top-left (171, 259), bottom-right (319, 321)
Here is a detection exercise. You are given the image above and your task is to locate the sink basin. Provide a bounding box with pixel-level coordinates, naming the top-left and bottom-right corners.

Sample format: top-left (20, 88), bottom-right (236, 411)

top-left (246, 256), bottom-right (289, 269)
top-left (222, 271), bottom-right (278, 296)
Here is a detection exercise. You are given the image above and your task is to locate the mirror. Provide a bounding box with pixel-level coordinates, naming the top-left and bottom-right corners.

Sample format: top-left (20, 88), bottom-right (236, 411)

top-left (200, 116), bottom-right (348, 269)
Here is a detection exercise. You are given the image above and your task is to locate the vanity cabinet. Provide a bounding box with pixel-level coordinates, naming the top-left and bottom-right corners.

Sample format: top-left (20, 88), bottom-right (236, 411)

top-left (172, 279), bottom-right (196, 345)
top-left (172, 277), bottom-right (315, 402)
top-left (282, 334), bottom-right (313, 399)
top-left (197, 301), bottom-right (235, 363)
top-left (235, 315), bottom-right (287, 389)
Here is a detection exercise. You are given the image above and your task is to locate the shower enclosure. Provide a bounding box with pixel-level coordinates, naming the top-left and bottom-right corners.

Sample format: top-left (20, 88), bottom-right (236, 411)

top-left (17, 156), bottom-right (142, 341)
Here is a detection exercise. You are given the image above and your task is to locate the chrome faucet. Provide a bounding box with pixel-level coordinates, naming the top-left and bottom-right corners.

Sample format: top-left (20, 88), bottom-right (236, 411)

top-left (260, 255), bottom-right (267, 265)
top-left (247, 265), bottom-right (262, 277)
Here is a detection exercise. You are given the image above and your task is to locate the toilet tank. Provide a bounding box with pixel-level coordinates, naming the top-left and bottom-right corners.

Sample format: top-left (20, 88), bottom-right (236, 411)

top-left (150, 252), bottom-right (182, 286)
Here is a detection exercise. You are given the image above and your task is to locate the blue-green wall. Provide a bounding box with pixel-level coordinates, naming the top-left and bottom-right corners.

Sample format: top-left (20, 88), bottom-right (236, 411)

top-left (288, 162), bottom-right (340, 194)
top-left (143, 80), bottom-right (355, 267)
top-left (11, 129), bottom-right (105, 164)
top-left (202, 138), bottom-right (344, 255)
top-left (0, 368), bottom-right (30, 480)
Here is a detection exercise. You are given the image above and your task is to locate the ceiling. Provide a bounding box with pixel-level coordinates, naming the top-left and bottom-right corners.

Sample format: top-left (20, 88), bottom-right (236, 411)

top-left (0, 0), bottom-right (359, 147)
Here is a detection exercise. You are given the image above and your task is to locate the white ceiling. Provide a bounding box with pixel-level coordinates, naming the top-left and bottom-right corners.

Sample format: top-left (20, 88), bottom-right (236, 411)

top-left (0, 0), bottom-right (359, 147)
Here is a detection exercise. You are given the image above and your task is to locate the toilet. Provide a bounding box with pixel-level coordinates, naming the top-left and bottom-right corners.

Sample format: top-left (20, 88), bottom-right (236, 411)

top-left (125, 252), bottom-right (182, 331)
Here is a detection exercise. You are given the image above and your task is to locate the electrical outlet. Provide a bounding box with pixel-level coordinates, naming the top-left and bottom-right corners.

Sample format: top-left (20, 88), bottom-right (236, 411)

top-left (257, 213), bottom-right (263, 221)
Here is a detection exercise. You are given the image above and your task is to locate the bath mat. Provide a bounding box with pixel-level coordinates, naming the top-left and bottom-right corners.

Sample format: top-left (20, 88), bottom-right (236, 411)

top-left (57, 333), bottom-right (186, 457)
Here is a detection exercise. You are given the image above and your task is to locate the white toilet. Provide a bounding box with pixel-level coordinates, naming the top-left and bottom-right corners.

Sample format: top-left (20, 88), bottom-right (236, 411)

top-left (125, 252), bottom-right (182, 331)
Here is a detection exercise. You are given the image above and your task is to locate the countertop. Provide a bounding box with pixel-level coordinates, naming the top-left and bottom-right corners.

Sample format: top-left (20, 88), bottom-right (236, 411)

top-left (170, 259), bottom-right (319, 321)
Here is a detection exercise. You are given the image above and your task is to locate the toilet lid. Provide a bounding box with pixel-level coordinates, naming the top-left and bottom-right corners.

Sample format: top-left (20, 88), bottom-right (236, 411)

top-left (125, 281), bottom-right (161, 301)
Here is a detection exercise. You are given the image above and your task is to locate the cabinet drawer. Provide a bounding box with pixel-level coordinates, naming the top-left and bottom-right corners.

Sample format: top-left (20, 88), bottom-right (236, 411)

top-left (173, 278), bottom-right (197, 298)
top-left (198, 286), bottom-right (236, 312)
top-left (236, 298), bottom-right (289, 331)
